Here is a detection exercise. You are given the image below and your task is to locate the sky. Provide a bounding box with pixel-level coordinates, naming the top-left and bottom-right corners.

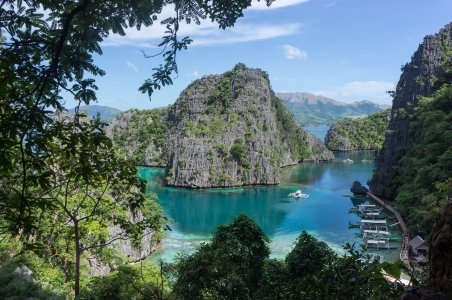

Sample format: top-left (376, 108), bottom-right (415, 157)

top-left (65, 0), bottom-right (452, 110)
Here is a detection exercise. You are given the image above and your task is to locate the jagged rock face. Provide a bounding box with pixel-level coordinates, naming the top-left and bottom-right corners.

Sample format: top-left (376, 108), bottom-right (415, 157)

top-left (325, 122), bottom-right (353, 151)
top-left (89, 210), bottom-right (158, 277)
top-left (370, 23), bottom-right (452, 198)
top-left (108, 65), bottom-right (333, 189)
top-left (350, 181), bottom-right (369, 195)
top-left (428, 202), bottom-right (452, 298)
top-left (400, 286), bottom-right (449, 300)
top-left (107, 109), bottom-right (168, 166)
top-left (299, 129), bottom-right (335, 161)
top-left (163, 65), bottom-right (333, 188)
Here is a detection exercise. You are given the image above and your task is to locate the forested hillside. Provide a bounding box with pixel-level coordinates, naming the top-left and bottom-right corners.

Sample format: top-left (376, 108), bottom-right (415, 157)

top-left (277, 92), bottom-right (389, 126)
top-left (388, 84), bottom-right (451, 237)
top-left (370, 22), bottom-right (452, 237)
top-left (107, 108), bottom-right (168, 166)
top-left (324, 110), bottom-right (390, 151)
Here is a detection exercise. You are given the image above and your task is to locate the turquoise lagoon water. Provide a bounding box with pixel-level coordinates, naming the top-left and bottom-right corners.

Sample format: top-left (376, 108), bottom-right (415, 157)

top-left (140, 151), bottom-right (401, 262)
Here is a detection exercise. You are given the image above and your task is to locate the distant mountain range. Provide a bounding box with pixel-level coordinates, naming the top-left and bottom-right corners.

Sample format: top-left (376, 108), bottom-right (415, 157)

top-left (67, 105), bottom-right (122, 122)
top-left (276, 92), bottom-right (390, 126)
top-left (66, 94), bottom-right (389, 126)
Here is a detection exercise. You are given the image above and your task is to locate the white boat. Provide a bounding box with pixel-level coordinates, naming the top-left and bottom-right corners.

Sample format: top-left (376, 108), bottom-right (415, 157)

top-left (363, 229), bottom-right (391, 236)
top-left (365, 238), bottom-right (397, 250)
top-left (288, 189), bottom-right (309, 199)
top-left (343, 158), bottom-right (354, 163)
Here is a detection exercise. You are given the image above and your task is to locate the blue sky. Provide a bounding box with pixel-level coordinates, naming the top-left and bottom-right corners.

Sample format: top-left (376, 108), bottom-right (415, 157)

top-left (66, 0), bottom-right (452, 110)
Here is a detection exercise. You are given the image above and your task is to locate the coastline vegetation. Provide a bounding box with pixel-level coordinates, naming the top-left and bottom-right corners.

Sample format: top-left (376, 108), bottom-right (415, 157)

top-left (325, 110), bottom-right (390, 151)
top-left (385, 84), bottom-right (452, 237)
top-left (1, 215), bottom-right (410, 299)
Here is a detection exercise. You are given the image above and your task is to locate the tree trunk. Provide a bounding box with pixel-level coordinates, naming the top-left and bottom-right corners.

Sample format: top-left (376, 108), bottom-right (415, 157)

top-left (74, 220), bottom-right (81, 300)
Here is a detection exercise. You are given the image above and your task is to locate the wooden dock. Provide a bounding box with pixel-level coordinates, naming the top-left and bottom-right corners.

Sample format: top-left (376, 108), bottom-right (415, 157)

top-left (366, 192), bottom-right (411, 268)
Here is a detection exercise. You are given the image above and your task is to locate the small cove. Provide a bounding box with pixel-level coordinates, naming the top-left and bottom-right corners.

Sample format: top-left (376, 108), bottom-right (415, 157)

top-left (140, 150), bottom-right (401, 263)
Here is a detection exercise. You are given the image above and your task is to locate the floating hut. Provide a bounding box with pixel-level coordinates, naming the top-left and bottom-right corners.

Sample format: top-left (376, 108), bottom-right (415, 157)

top-left (409, 236), bottom-right (429, 263)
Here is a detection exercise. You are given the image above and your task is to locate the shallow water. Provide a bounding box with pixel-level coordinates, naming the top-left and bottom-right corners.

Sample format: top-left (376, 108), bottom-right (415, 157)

top-left (140, 151), bottom-right (401, 262)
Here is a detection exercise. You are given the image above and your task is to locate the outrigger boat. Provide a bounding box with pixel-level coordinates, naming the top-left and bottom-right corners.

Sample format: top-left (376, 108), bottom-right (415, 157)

top-left (362, 212), bottom-right (383, 219)
top-left (358, 229), bottom-right (402, 241)
top-left (348, 202), bottom-right (403, 249)
top-left (363, 229), bottom-right (391, 236)
top-left (364, 238), bottom-right (398, 250)
top-left (349, 204), bottom-right (381, 214)
top-left (360, 219), bottom-right (387, 227)
top-left (288, 189), bottom-right (309, 199)
top-left (348, 221), bottom-right (389, 230)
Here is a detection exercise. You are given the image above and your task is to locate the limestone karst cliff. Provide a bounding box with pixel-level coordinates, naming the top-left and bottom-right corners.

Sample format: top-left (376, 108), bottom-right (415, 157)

top-left (108, 64), bottom-right (333, 188)
top-left (369, 23), bottom-right (452, 198)
top-left (107, 108), bottom-right (168, 166)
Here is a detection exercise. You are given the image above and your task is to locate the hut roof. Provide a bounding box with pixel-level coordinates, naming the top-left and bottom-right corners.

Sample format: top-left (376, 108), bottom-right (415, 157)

top-left (409, 235), bottom-right (428, 250)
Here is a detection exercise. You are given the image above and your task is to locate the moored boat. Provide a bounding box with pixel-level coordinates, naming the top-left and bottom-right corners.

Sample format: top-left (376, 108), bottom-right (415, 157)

top-left (288, 189), bottom-right (309, 199)
top-left (364, 238), bottom-right (398, 250)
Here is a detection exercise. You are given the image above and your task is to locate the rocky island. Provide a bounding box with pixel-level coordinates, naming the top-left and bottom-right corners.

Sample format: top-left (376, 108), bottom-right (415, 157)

top-left (324, 110), bottom-right (390, 151)
top-left (108, 64), bottom-right (333, 188)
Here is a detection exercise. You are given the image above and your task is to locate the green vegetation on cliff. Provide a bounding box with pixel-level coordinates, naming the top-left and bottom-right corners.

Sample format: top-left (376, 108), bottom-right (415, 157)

top-left (370, 23), bottom-right (452, 237)
top-left (109, 64), bottom-right (333, 188)
top-left (387, 84), bottom-right (452, 237)
top-left (108, 108), bottom-right (168, 166)
top-left (325, 110), bottom-right (390, 151)
top-left (271, 96), bottom-right (309, 160)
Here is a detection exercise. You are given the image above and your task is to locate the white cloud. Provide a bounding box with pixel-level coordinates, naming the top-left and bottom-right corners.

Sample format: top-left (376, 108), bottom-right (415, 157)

top-left (281, 44), bottom-right (308, 59)
top-left (195, 23), bottom-right (301, 46)
top-left (104, 21), bottom-right (302, 47)
top-left (126, 61), bottom-right (139, 72)
top-left (313, 81), bottom-right (395, 104)
top-left (102, 4), bottom-right (301, 47)
top-left (250, 0), bottom-right (310, 10)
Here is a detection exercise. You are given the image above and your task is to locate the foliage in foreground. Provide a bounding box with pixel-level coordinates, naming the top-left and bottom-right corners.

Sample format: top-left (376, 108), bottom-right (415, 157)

top-left (171, 214), bottom-right (405, 300)
top-left (1, 1), bottom-right (277, 298)
top-left (0, 214), bottom-right (412, 299)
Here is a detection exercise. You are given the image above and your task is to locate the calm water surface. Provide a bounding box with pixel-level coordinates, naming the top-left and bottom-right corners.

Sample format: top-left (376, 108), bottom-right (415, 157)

top-left (140, 151), bottom-right (401, 262)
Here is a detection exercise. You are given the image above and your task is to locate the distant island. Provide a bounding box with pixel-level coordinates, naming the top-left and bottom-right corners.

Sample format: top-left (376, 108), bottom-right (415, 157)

top-left (108, 64), bottom-right (333, 189)
top-left (276, 92), bottom-right (390, 126)
top-left (324, 110), bottom-right (390, 151)
top-left (67, 105), bottom-right (122, 122)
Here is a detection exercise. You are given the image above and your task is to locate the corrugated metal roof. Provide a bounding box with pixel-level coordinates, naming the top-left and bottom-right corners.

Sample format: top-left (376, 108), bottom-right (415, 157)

top-left (409, 235), bottom-right (428, 250)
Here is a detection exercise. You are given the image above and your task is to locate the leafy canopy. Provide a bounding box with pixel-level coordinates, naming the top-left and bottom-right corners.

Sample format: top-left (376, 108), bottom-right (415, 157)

top-left (0, 0), bottom-right (276, 298)
top-left (172, 215), bottom-right (406, 300)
